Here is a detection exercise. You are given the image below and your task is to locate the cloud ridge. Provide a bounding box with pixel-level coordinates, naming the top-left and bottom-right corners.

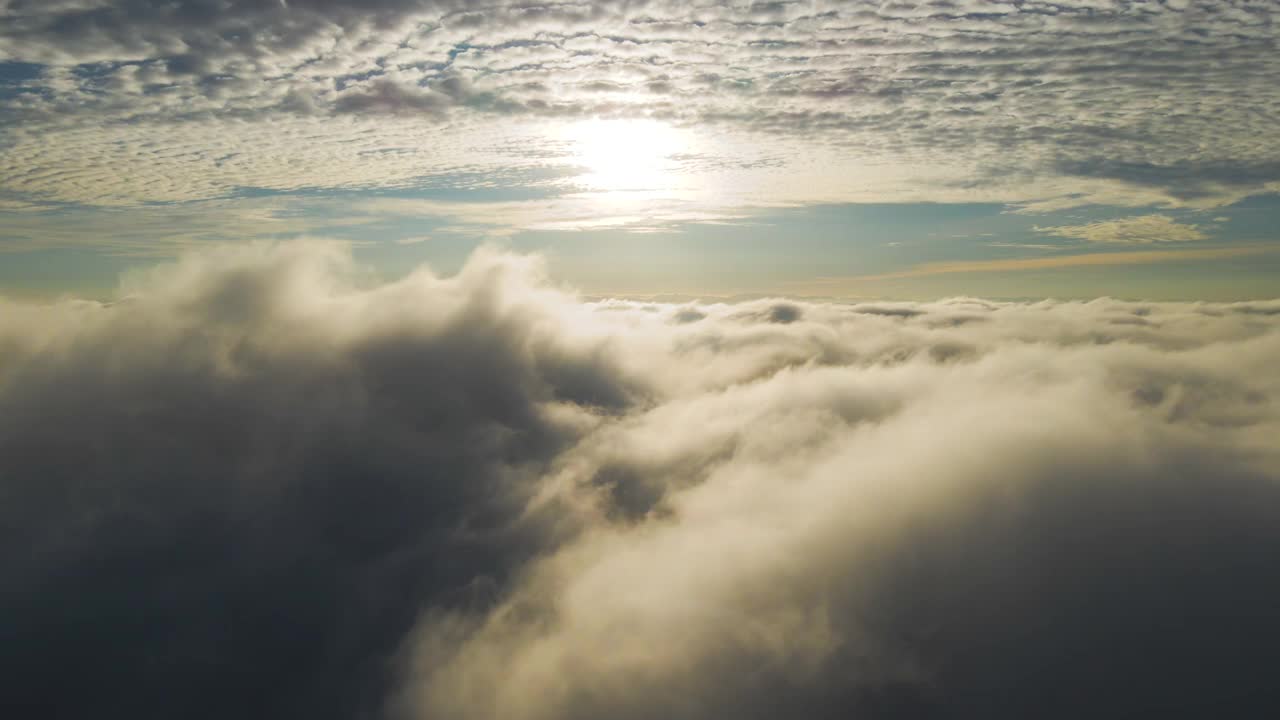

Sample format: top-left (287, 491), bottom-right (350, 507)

top-left (1, 241), bottom-right (1280, 718)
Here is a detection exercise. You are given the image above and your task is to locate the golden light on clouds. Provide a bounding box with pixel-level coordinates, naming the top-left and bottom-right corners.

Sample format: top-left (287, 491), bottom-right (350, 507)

top-left (3, 1), bottom-right (1280, 716)
top-left (860, 246), bottom-right (1272, 280)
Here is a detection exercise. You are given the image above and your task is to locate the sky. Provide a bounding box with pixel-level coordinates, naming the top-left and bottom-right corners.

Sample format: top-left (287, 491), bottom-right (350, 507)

top-left (5, 4), bottom-right (1280, 720)
top-left (2, 0), bottom-right (1279, 299)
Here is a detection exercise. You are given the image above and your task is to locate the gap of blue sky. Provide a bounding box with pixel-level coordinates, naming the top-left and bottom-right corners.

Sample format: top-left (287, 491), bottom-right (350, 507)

top-left (1, 1), bottom-right (1278, 299)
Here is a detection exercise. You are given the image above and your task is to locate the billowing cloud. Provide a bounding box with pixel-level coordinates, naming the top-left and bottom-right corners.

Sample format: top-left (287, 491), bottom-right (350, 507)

top-left (2, 240), bottom-right (1279, 718)
top-left (1036, 214), bottom-right (1210, 244)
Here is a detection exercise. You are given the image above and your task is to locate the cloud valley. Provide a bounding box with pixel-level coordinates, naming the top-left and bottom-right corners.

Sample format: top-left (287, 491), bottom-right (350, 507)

top-left (2, 240), bottom-right (1279, 718)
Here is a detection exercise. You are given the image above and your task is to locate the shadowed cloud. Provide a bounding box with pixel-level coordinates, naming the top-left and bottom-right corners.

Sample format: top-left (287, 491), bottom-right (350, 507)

top-left (1, 240), bottom-right (1279, 718)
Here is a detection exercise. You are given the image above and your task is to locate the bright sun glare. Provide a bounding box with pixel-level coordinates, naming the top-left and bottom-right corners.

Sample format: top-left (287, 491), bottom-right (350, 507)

top-left (563, 118), bottom-right (690, 194)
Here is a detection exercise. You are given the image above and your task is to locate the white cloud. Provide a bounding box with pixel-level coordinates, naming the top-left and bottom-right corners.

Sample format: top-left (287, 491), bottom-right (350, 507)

top-left (3, 1), bottom-right (1280, 222)
top-left (1035, 214), bottom-right (1209, 243)
top-left (1, 240), bottom-right (1278, 717)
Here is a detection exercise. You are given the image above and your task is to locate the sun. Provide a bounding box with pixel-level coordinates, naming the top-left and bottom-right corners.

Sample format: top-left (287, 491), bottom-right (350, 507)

top-left (562, 118), bottom-right (690, 194)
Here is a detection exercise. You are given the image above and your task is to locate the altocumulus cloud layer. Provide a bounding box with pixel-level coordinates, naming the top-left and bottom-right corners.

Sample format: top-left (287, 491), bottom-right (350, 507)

top-left (2, 241), bottom-right (1280, 718)
top-left (3, 0), bottom-right (1279, 216)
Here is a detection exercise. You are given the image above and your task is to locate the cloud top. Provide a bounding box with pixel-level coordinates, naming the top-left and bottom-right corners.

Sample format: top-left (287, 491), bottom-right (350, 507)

top-left (2, 241), bottom-right (1280, 718)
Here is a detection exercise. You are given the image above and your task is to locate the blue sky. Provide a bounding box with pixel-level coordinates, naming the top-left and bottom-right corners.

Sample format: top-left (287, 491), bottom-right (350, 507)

top-left (2, 1), bottom-right (1278, 299)
top-left (6, 6), bottom-right (1280, 717)
top-left (3, 187), bottom-right (1276, 301)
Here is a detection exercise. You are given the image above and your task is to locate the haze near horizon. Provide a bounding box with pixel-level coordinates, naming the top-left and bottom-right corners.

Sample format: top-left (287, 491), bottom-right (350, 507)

top-left (2, 3), bottom-right (1280, 719)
